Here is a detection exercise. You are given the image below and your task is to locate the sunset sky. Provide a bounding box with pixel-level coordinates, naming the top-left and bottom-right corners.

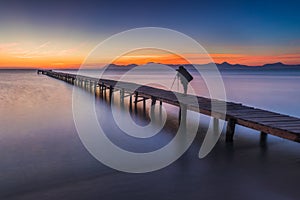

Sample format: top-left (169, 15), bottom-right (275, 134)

top-left (0, 0), bottom-right (300, 68)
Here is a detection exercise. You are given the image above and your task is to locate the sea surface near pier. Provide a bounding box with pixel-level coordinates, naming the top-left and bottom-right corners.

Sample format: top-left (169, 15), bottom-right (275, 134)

top-left (0, 69), bottom-right (300, 199)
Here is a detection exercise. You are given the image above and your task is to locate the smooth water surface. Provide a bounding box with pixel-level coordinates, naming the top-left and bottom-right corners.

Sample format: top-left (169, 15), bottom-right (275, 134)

top-left (0, 69), bottom-right (300, 200)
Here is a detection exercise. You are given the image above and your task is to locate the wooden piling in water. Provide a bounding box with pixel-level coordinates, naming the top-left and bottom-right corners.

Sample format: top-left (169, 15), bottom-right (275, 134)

top-left (120, 88), bottom-right (124, 104)
top-left (109, 86), bottom-right (113, 103)
top-left (226, 118), bottom-right (236, 142)
top-left (213, 118), bottom-right (219, 133)
top-left (260, 131), bottom-right (268, 146)
top-left (134, 92), bottom-right (138, 111)
top-left (129, 94), bottom-right (133, 111)
top-left (143, 97), bottom-right (146, 114)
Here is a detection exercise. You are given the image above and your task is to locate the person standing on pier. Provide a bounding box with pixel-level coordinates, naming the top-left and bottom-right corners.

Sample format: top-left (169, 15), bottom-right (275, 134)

top-left (176, 65), bottom-right (193, 95)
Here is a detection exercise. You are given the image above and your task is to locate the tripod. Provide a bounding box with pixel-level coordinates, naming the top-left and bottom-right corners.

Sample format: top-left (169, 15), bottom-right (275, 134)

top-left (170, 73), bottom-right (179, 90)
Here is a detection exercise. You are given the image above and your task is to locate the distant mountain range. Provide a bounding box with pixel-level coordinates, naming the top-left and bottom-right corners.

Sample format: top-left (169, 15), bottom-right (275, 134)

top-left (105, 62), bottom-right (300, 71)
top-left (215, 62), bottom-right (300, 70)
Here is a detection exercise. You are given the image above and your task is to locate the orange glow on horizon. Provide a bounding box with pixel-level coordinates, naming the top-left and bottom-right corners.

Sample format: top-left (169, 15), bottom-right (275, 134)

top-left (0, 34), bottom-right (300, 68)
top-left (0, 55), bottom-right (85, 69)
top-left (1, 42), bottom-right (300, 68)
top-left (112, 53), bottom-right (300, 66)
top-left (112, 52), bottom-right (190, 65)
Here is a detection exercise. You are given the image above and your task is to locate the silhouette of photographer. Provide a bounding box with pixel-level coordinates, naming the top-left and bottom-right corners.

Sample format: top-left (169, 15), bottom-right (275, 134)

top-left (176, 65), bottom-right (193, 95)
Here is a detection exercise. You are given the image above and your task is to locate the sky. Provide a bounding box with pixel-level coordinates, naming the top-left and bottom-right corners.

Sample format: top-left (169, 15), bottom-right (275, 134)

top-left (0, 0), bottom-right (300, 68)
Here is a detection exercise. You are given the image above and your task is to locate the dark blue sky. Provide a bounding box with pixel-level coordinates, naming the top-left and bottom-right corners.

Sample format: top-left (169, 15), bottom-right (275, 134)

top-left (1, 0), bottom-right (300, 45)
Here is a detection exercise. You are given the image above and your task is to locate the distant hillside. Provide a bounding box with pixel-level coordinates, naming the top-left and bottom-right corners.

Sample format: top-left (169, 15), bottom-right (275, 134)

top-left (216, 62), bottom-right (300, 71)
top-left (104, 62), bottom-right (300, 71)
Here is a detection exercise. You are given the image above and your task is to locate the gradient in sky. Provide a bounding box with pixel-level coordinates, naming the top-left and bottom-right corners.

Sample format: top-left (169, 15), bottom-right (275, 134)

top-left (0, 0), bottom-right (300, 68)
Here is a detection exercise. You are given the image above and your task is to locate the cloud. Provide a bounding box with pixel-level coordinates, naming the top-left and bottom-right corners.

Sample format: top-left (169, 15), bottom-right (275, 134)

top-left (37, 41), bottom-right (51, 49)
top-left (58, 42), bottom-right (87, 56)
top-left (11, 41), bottom-right (87, 58)
top-left (0, 42), bottom-right (19, 52)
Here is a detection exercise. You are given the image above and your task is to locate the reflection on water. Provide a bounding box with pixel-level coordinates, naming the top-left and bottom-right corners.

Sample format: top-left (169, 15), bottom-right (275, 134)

top-left (0, 70), bottom-right (300, 199)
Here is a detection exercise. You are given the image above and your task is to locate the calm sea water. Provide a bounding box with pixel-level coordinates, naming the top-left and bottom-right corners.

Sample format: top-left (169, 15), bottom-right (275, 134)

top-left (0, 69), bottom-right (300, 200)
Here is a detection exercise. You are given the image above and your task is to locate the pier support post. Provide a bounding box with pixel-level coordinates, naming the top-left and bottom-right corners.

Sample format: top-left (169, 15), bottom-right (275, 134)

top-left (260, 131), bottom-right (268, 147)
top-left (150, 97), bottom-right (157, 121)
top-left (179, 108), bottom-right (181, 123)
top-left (129, 94), bottom-right (133, 111)
top-left (92, 82), bottom-right (95, 93)
top-left (89, 81), bottom-right (92, 91)
top-left (213, 118), bottom-right (219, 133)
top-left (179, 105), bottom-right (187, 127)
top-left (143, 97), bottom-right (146, 114)
top-left (87, 80), bottom-right (90, 91)
top-left (100, 83), bottom-right (104, 97)
top-left (226, 118), bottom-right (236, 142)
top-left (98, 84), bottom-right (102, 97)
top-left (151, 98), bottom-right (156, 106)
top-left (134, 92), bottom-right (138, 111)
top-left (109, 86), bottom-right (113, 103)
top-left (94, 83), bottom-right (98, 96)
top-left (120, 89), bottom-right (125, 108)
top-left (94, 83), bottom-right (97, 95)
top-left (103, 86), bottom-right (107, 99)
top-left (120, 89), bottom-right (124, 105)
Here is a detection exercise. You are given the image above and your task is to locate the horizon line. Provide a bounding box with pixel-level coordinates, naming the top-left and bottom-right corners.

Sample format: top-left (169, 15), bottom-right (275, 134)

top-left (1, 61), bottom-right (300, 70)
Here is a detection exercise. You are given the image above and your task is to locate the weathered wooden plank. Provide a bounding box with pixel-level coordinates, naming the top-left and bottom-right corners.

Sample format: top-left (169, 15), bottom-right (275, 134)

top-left (232, 115), bottom-right (285, 119)
top-left (277, 128), bottom-right (300, 133)
top-left (262, 121), bottom-right (300, 126)
top-left (235, 119), bottom-right (300, 141)
top-left (272, 126), bottom-right (300, 131)
top-left (284, 129), bottom-right (300, 133)
top-left (276, 127), bottom-right (300, 132)
top-left (240, 117), bottom-right (300, 123)
top-left (269, 125), bottom-right (300, 129)
top-left (226, 110), bottom-right (283, 117)
top-left (227, 110), bottom-right (281, 116)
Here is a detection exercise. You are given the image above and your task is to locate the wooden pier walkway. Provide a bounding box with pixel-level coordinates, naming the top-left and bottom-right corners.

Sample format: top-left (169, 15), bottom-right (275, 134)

top-left (37, 69), bottom-right (300, 143)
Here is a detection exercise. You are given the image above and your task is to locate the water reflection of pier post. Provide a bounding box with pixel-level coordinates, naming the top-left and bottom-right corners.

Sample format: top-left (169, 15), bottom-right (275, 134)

top-left (260, 131), bottom-right (268, 147)
top-left (150, 97), bottom-right (157, 123)
top-left (129, 94), bottom-right (133, 111)
top-left (179, 105), bottom-right (187, 129)
top-left (109, 86), bottom-right (113, 103)
top-left (134, 92), bottom-right (138, 114)
top-left (143, 97), bottom-right (146, 115)
top-left (120, 88), bottom-right (125, 106)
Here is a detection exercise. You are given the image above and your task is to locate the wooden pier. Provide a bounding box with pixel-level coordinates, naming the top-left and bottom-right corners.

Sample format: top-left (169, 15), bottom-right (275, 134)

top-left (37, 69), bottom-right (300, 143)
